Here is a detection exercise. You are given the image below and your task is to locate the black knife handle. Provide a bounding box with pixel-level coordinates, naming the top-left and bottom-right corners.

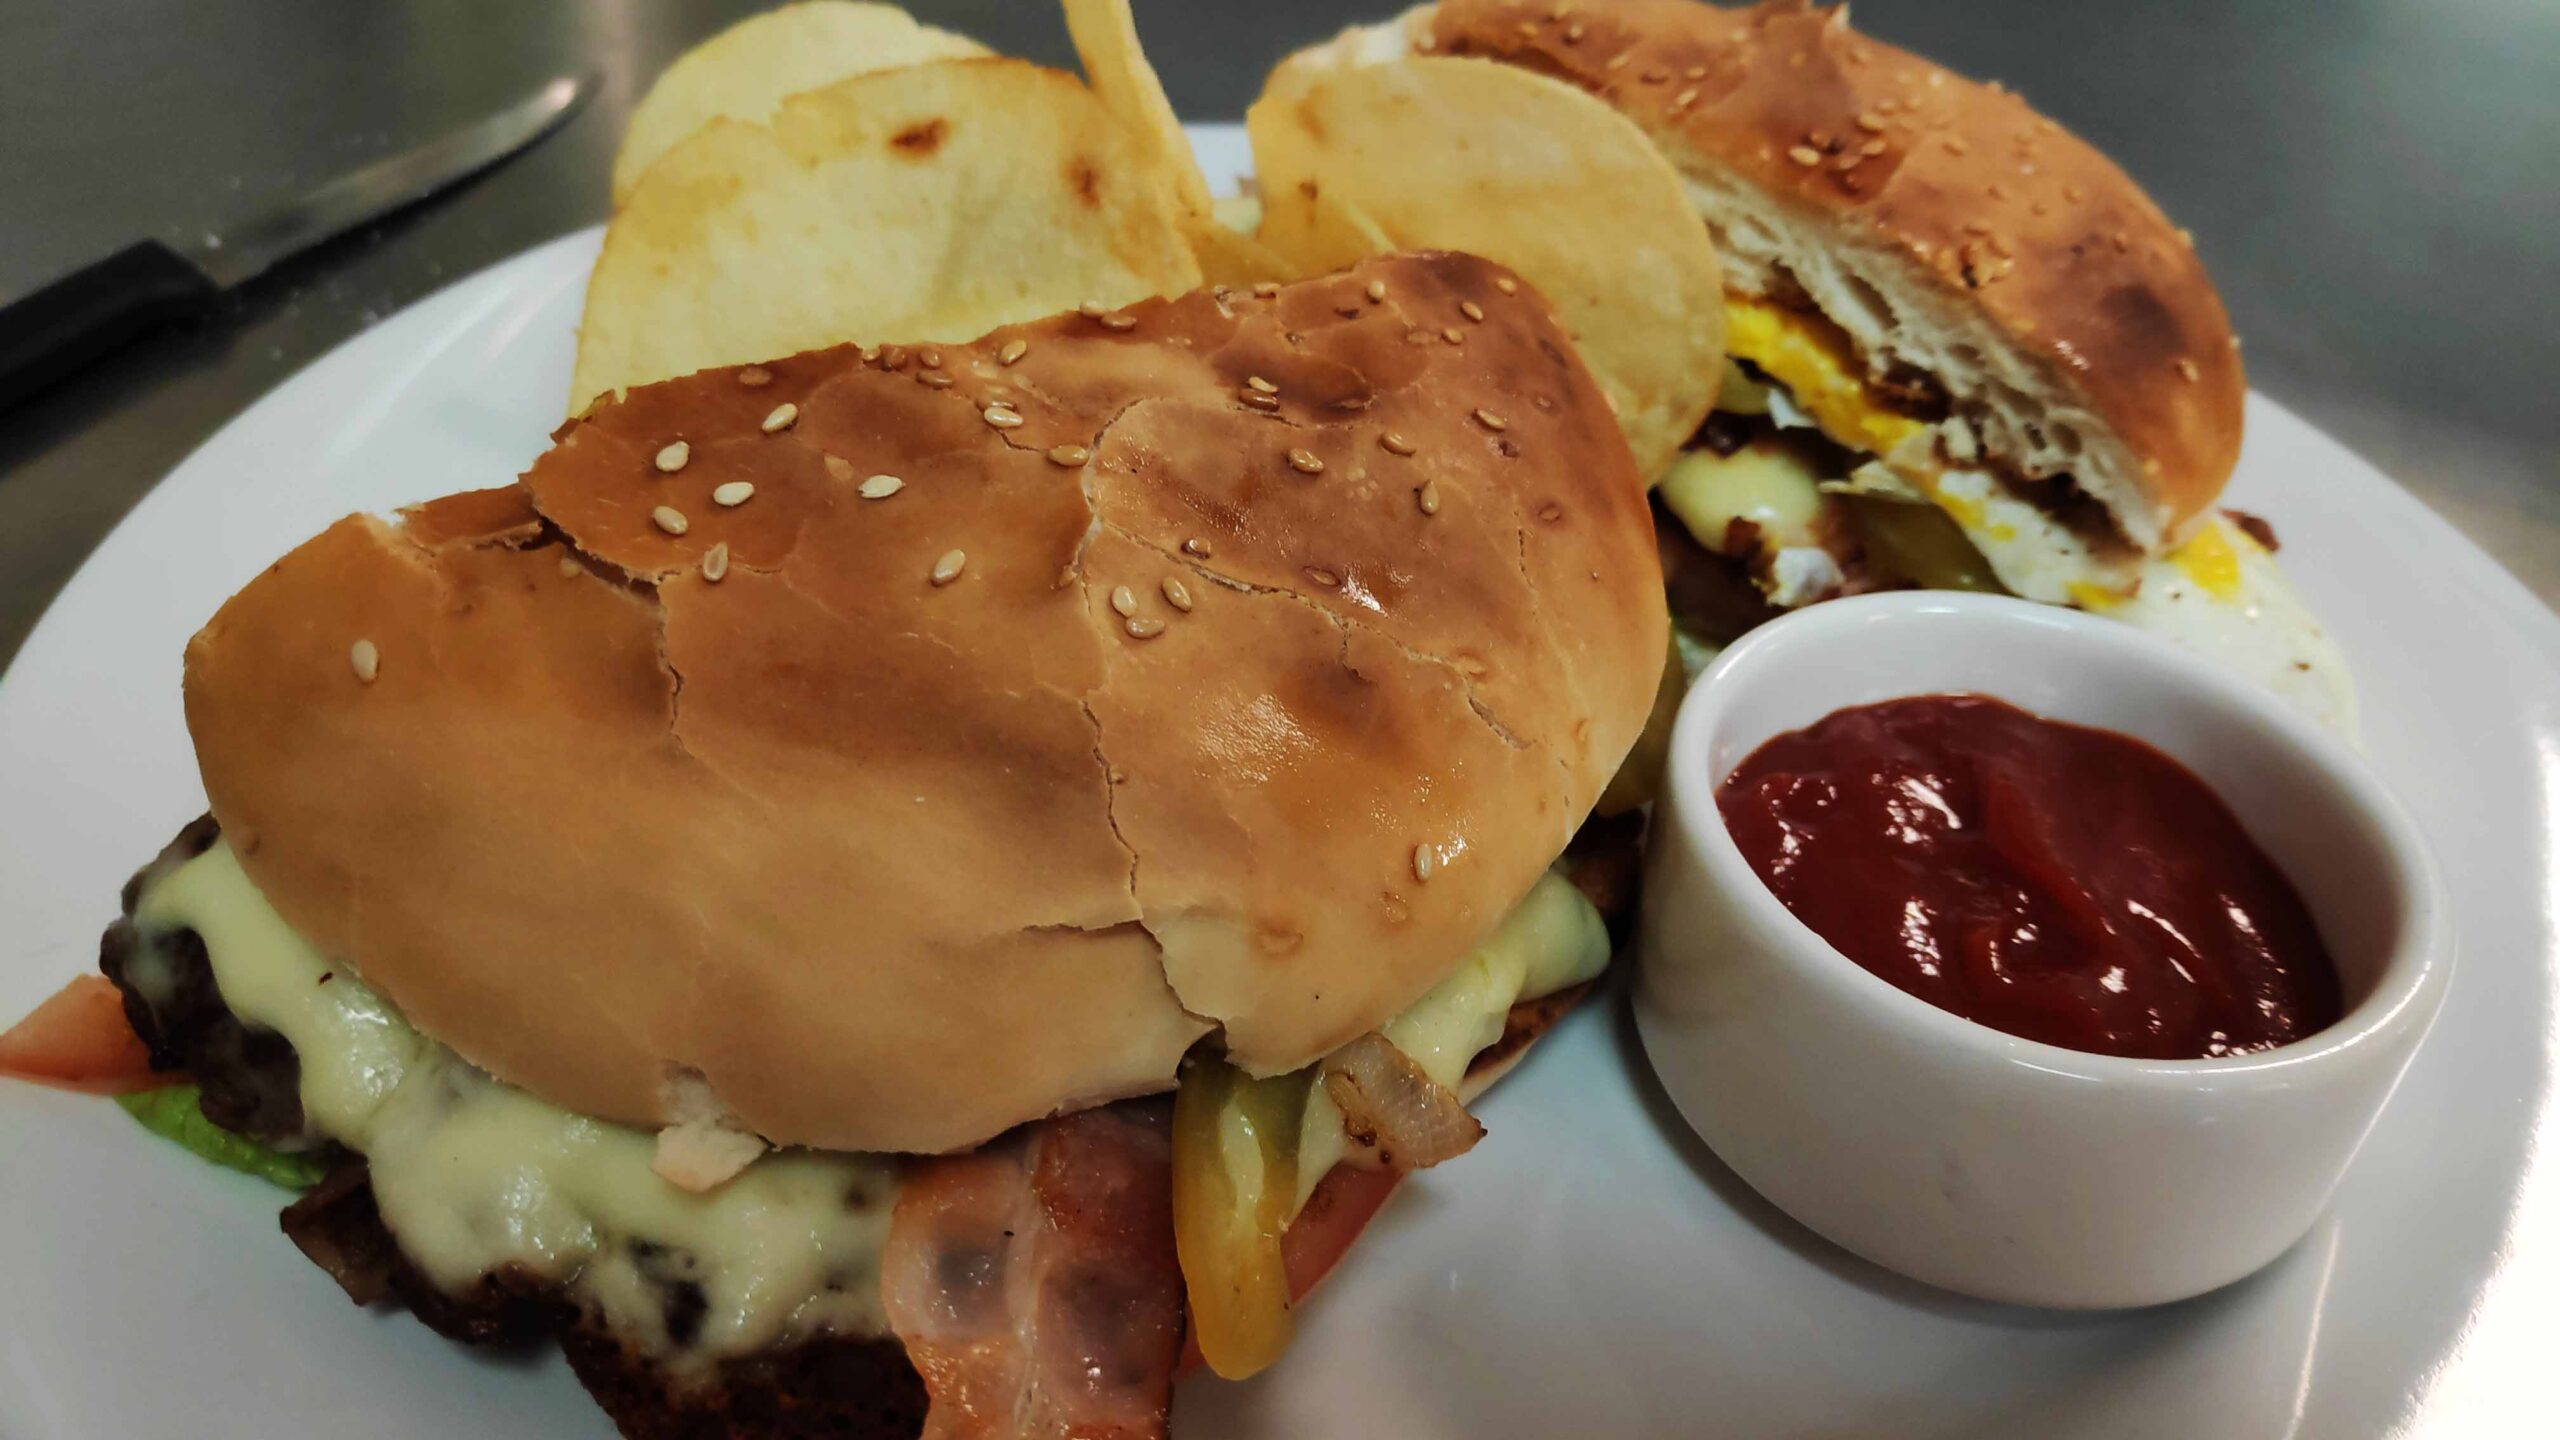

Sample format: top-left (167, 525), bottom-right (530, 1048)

top-left (0, 240), bottom-right (217, 411)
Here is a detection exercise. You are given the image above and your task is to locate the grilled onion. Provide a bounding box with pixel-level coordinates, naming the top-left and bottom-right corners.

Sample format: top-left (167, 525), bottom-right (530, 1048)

top-left (1320, 1032), bottom-right (1485, 1172)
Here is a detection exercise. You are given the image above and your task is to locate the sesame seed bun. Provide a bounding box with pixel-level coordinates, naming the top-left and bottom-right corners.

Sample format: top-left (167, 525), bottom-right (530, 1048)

top-left (1334, 0), bottom-right (2244, 552)
top-left (180, 252), bottom-right (1667, 1154)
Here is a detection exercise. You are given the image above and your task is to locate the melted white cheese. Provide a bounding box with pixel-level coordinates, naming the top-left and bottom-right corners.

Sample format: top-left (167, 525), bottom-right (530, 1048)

top-left (1290, 871), bottom-right (1610, 1213)
top-left (134, 844), bottom-right (897, 1362)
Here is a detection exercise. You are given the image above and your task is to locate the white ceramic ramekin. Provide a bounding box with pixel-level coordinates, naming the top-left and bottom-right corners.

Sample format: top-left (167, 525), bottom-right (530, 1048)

top-left (1635, 592), bottom-right (2451, 1308)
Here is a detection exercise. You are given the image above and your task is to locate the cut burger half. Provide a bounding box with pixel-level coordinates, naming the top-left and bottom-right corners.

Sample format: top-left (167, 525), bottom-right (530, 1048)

top-left (1276, 0), bottom-right (2357, 735)
top-left (1, 252), bottom-right (1665, 1440)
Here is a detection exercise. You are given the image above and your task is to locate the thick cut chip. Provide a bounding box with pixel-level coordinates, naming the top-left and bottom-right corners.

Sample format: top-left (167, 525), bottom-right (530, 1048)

top-left (1248, 55), bottom-right (1726, 477)
top-left (610, 1), bottom-right (989, 206)
top-left (572, 58), bottom-right (1203, 412)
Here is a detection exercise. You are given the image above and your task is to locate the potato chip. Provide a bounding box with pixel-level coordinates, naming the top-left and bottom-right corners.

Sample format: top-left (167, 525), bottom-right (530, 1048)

top-left (1252, 174), bottom-right (1395, 279)
top-left (572, 58), bottom-right (1203, 412)
top-left (1062, 0), bottom-right (1291, 290)
top-left (1186, 217), bottom-right (1298, 291)
top-left (611, 2), bottom-right (989, 206)
top-left (1062, 0), bottom-right (1210, 221)
top-left (1247, 55), bottom-right (1725, 477)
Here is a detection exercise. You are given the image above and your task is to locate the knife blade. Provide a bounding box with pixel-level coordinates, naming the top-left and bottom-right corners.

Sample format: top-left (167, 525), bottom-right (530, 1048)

top-left (0, 72), bottom-right (590, 412)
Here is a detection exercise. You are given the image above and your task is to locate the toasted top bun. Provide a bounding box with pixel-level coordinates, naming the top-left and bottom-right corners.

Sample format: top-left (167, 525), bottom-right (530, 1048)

top-left (183, 253), bottom-right (1667, 1154)
top-left (1374, 0), bottom-right (2243, 552)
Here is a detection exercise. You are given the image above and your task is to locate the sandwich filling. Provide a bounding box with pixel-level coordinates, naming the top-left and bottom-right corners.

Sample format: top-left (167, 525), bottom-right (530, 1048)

top-left (1660, 291), bottom-right (2357, 735)
top-left (107, 825), bottom-right (1612, 1384)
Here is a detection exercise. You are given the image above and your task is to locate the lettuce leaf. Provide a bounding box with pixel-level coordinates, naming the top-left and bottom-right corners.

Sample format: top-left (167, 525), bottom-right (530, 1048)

top-left (115, 1084), bottom-right (329, 1190)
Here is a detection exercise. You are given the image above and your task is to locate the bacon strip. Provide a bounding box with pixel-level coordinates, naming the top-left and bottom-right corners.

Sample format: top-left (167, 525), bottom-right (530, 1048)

top-left (884, 1106), bottom-right (1183, 1440)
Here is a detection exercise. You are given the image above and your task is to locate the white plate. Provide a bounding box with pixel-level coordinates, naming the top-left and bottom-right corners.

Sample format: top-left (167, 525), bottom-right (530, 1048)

top-left (3, 126), bottom-right (2555, 1440)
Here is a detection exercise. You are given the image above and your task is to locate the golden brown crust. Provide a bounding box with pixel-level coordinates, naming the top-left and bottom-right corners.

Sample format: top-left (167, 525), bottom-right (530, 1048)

top-left (183, 253), bottom-right (1666, 1153)
top-left (1428, 0), bottom-right (2245, 537)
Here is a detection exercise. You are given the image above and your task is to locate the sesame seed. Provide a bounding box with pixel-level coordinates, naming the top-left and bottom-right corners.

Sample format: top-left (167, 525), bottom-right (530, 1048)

top-left (1673, 87), bottom-right (1698, 109)
top-left (1246, 374), bottom-right (1279, 394)
top-left (1685, 65), bottom-right (1708, 80)
top-left (2110, 232), bottom-right (2131, 253)
top-left (2178, 227), bottom-right (2196, 248)
top-left (1565, 21), bottom-right (1585, 41)
top-left (712, 481), bottom-right (754, 507)
top-left (1305, 566), bottom-right (1342, 588)
top-left (1097, 311), bottom-right (1138, 332)
top-left (1078, 300), bottom-right (1107, 318)
top-left (1417, 480), bottom-right (1442, 516)
top-left (651, 505), bottom-right (690, 536)
top-left (1252, 281), bottom-right (1281, 297)
top-left (1789, 144), bottom-right (1822, 166)
top-left (1473, 407), bottom-right (1508, 431)
top-left (1379, 431), bottom-right (1418, 456)
top-left (1495, 276), bottom-right (1519, 295)
top-left (1836, 154), bottom-right (1863, 173)
top-left (918, 372), bottom-right (956, 388)
top-left (1287, 448), bottom-right (1325, 475)
top-left (701, 542), bottom-right (730, 583)
top-left (1856, 112), bottom-right (1886, 133)
top-left (1365, 278), bottom-right (1387, 302)
top-left (879, 345), bottom-right (908, 369)
top-left (1460, 299), bottom-right (1485, 322)
top-left (1412, 844), bottom-right (1435, 881)
top-left (349, 639), bottom-right (379, 684)
top-left (760, 403), bottom-right (798, 434)
top-left (559, 555), bottom-right (583, 578)
top-left (1047, 444), bottom-right (1091, 467)
top-left (1241, 390), bottom-right (1280, 410)
top-left (1517, 20), bottom-right (1538, 37)
top-left (983, 404), bottom-right (1025, 430)
top-left (1161, 577), bottom-right (1193, 612)
top-left (918, 348), bottom-right (944, 369)
top-left (1640, 67), bottom-right (1668, 83)
top-left (1442, 327), bottom-right (1465, 345)
top-left (1861, 137), bottom-right (1887, 156)
top-left (999, 338), bottom-right (1029, 365)
top-left (860, 345), bottom-right (881, 364)
top-left (2175, 358), bottom-right (2201, 382)
top-left (930, 549), bottom-right (967, 586)
top-left (1182, 536), bottom-right (1213, 557)
top-left (858, 474), bottom-right (904, 499)
top-left (1405, 328), bottom-right (1436, 346)
top-left (1605, 51), bottom-right (1632, 71)
top-left (1943, 136), bottom-right (1969, 156)
top-left (737, 365), bottom-right (773, 387)
top-left (654, 440), bottom-right (691, 473)
top-left (824, 454), bottom-right (855, 482)
top-left (1110, 585), bottom-right (1139, 617)
top-left (1125, 617), bottom-right (1166, 640)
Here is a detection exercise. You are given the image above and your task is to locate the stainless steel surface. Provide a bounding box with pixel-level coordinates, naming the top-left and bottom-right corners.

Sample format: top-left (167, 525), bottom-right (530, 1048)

top-left (177, 73), bottom-right (588, 291)
top-left (1, 0), bottom-right (2552, 674)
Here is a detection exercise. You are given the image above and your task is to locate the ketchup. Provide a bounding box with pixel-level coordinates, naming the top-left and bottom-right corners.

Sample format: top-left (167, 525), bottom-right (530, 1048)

top-left (1717, 694), bottom-right (2343, 1059)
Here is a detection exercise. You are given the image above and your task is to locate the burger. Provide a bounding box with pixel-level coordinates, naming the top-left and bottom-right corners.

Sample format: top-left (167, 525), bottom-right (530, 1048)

top-left (1284, 0), bottom-right (2357, 733)
top-left (0, 253), bottom-right (1666, 1437)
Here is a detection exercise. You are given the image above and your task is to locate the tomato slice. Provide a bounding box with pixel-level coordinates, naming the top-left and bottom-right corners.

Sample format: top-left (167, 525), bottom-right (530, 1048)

top-left (0, 975), bottom-right (162, 1094)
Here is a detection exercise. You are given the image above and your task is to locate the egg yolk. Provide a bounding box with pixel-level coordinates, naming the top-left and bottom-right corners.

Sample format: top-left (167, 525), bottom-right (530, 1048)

top-left (2171, 520), bottom-right (2247, 600)
top-left (1722, 296), bottom-right (1933, 459)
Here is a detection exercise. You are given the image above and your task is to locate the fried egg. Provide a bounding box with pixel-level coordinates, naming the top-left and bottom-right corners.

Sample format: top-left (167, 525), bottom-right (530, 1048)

top-left (1706, 295), bottom-right (2358, 737)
